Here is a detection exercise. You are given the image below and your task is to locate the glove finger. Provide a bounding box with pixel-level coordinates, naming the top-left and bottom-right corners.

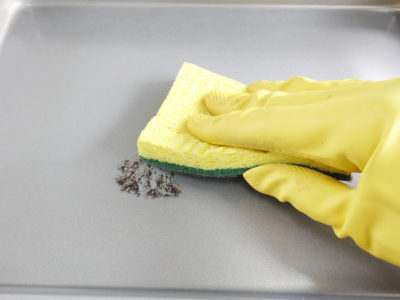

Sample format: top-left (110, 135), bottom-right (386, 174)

top-left (243, 163), bottom-right (353, 233)
top-left (204, 90), bottom-right (289, 115)
top-left (207, 82), bottom-right (370, 116)
top-left (187, 101), bottom-right (369, 173)
top-left (248, 77), bottom-right (368, 93)
top-left (245, 163), bottom-right (400, 267)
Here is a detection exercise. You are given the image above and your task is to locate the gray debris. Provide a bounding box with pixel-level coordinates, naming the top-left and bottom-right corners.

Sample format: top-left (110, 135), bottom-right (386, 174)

top-left (116, 158), bottom-right (181, 198)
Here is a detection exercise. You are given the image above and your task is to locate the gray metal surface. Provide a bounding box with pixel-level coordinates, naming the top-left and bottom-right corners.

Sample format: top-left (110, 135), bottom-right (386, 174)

top-left (1, 0), bottom-right (400, 298)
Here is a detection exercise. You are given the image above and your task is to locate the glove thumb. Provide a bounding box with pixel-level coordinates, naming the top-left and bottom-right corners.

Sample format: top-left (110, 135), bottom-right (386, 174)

top-left (243, 164), bottom-right (354, 234)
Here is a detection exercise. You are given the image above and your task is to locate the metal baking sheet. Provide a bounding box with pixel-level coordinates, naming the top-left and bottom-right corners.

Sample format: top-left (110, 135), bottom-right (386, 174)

top-left (1, 0), bottom-right (400, 298)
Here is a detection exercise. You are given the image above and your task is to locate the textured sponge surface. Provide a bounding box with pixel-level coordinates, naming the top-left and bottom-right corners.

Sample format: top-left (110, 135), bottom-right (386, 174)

top-left (137, 63), bottom-right (350, 180)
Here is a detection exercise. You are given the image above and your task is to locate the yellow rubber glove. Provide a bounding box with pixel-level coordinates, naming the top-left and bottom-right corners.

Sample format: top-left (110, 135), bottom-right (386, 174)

top-left (187, 76), bottom-right (400, 267)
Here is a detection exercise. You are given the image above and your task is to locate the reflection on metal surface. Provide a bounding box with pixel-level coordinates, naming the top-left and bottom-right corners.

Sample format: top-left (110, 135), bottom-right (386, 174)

top-left (0, 0), bottom-right (20, 47)
top-left (15, 0), bottom-right (400, 8)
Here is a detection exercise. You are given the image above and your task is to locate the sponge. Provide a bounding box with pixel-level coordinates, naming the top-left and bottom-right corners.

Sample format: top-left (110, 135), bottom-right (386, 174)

top-left (137, 63), bottom-right (351, 180)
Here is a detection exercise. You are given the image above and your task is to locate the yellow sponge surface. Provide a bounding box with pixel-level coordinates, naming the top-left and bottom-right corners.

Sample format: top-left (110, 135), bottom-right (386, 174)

top-left (137, 62), bottom-right (349, 178)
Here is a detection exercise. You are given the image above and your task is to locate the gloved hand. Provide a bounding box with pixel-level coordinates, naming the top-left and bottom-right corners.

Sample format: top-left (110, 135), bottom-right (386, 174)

top-left (187, 76), bottom-right (400, 266)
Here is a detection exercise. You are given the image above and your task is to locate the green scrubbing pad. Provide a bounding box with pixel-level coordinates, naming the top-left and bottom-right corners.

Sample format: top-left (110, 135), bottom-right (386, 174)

top-left (137, 62), bottom-right (351, 181)
top-left (139, 157), bottom-right (351, 181)
top-left (139, 156), bottom-right (251, 178)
